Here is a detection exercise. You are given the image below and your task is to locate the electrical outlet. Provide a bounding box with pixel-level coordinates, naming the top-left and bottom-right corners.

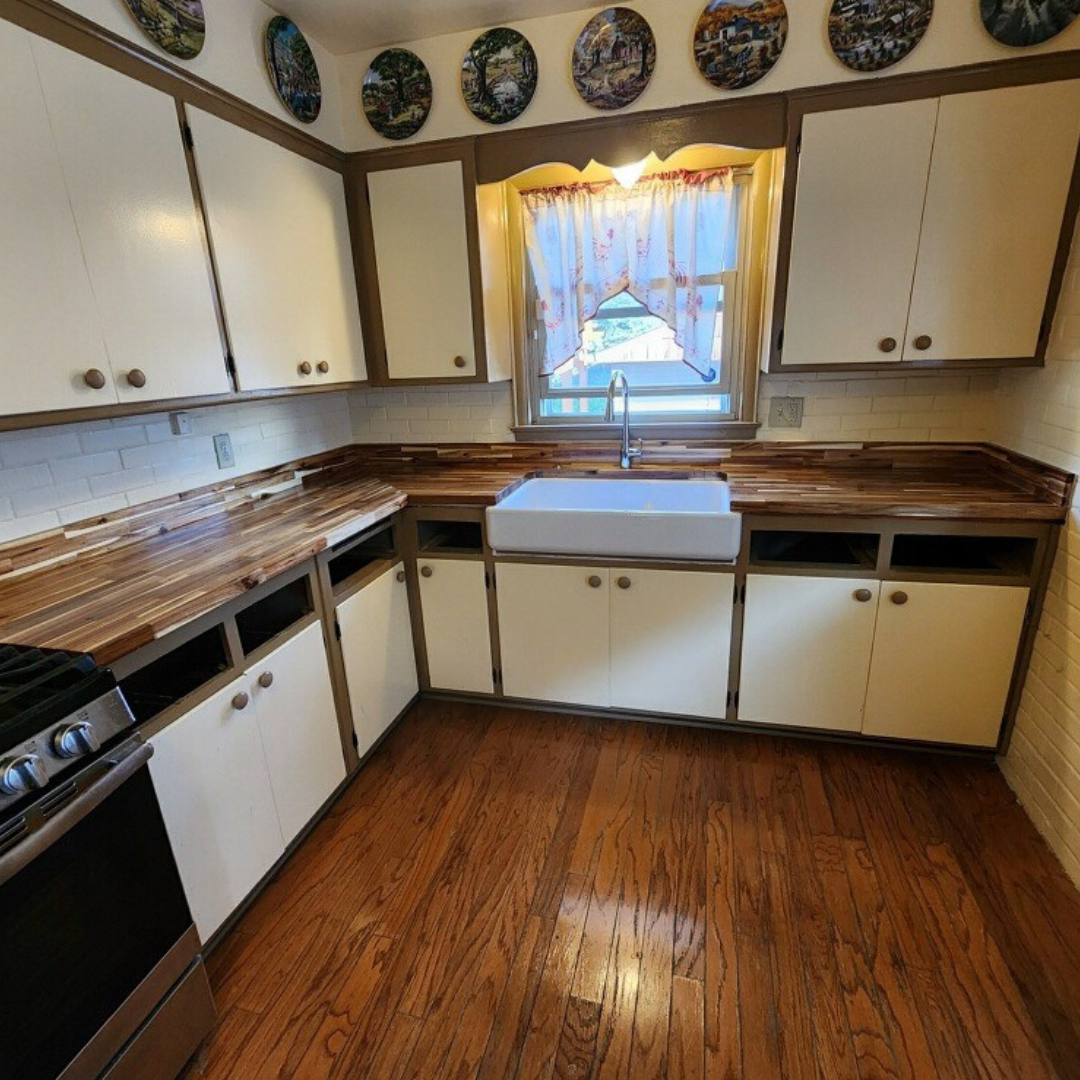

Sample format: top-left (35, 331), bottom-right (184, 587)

top-left (769, 397), bottom-right (804, 429)
top-left (169, 411), bottom-right (192, 436)
top-left (213, 433), bottom-right (235, 470)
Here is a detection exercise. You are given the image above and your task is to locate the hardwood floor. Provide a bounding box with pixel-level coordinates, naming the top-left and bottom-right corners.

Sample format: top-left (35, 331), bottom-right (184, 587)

top-left (187, 699), bottom-right (1080, 1080)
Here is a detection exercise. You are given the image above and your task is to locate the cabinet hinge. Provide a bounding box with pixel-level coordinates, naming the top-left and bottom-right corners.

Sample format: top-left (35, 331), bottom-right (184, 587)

top-left (351, 732), bottom-right (359, 750)
top-left (733, 690), bottom-right (740, 711)
top-left (740, 584), bottom-right (746, 604)
top-left (224, 352), bottom-right (238, 392)
top-left (726, 690), bottom-right (733, 709)
top-left (182, 122), bottom-right (194, 150)
top-left (777, 326), bottom-right (785, 353)
top-left (485, 570), bottom-right (491, 590)
top-left (334, 618), bottom-right (342, 642)
top-left (493, 667), bottom-right (501, 686)
top-left (795, 132), bottom-right (802, 155)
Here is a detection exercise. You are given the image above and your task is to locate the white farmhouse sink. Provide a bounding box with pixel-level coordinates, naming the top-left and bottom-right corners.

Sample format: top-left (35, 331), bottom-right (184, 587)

top-left (486, 477), bottom-right (742, 562)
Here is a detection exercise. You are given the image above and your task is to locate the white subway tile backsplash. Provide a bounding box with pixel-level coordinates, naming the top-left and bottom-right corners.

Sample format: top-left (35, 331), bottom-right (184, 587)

top-left (350, 384), bottom-right (515, 445)
top-left (0, 432), bottom-right (82, 466)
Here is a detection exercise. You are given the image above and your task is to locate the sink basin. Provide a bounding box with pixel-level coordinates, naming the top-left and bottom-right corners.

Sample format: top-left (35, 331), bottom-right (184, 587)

top-left (486, 477), bottom-right (742, 562)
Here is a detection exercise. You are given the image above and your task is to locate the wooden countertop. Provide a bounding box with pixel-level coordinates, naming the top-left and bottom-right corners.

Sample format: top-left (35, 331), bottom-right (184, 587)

top-left (0, 442), bottom-right (1071, 664)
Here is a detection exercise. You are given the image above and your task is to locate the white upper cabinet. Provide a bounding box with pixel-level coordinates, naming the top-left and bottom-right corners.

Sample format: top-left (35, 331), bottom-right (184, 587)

top-left (31, 37), bottom-right (227, 403)
top-left (367, 161), bottom-right (480, 381)
top-left (783, 100), bottom-right (938, 367)
top-left (906, 82), bottom-right (1080, 362)
top-left (188, 107), bottom-right (367, 391)
top-left (0, 22), bottom-right (113, 416)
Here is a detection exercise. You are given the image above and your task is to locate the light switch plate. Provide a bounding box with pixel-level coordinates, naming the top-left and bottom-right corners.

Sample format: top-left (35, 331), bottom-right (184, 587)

top-left (213, 433), bottom-right (235, 470)
top-left (769, 397), bottom-right (804, 429)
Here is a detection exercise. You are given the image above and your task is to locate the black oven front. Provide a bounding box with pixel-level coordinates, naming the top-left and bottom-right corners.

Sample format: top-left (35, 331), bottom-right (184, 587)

top-left (0, 739), bottom-right (215, 1080)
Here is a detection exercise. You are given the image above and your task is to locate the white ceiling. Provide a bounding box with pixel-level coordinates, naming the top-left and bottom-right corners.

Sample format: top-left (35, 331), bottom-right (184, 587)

top-left (273, 0), bottom-right (601, 55)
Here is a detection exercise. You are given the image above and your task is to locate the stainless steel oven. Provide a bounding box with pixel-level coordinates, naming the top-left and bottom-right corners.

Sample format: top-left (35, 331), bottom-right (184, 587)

top-left (0, 645), bottom-right (215, 1080)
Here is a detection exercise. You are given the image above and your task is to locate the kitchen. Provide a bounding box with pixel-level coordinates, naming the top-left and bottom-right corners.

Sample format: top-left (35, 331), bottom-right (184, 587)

top-left (2, 1), bottom-right (1080, 1078)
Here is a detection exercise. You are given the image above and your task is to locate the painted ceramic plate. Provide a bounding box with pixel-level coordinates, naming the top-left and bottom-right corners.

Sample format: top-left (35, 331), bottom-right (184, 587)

top-left (572, 7), bottom-right (656, 111)
top-left (362, 49), bottom-right (433, 141)
top-left (265, 17), bottom-right (321, 124)
top-left (463, 27), bottom-right (538, 125)
top-left (980, 0), bottom-right (1080, 47)
top-left (121, 0), bottom-right (205, 60)
top-left (828, 0), bottom-right (933, 72)
top-left (694, 0), bottom-right (789, 91)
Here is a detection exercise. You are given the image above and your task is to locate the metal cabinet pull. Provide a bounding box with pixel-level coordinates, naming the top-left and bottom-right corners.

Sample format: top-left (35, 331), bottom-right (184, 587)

top-left (913, 335), bottom-right (933, 352)
top-left (298, 361), bottom-right (312, 376)
top-left (853, 588), bottom-right (873, 603)
top-left (231, 692), bottom-right (250, 711)
top-left (878, 338), bottom-right (897, 354)
top-left (83, 369), bottom-right (107, 390)
top-left (317, 361), bottom-right (330, 374)
top-left (453, 356), bottom-right (467, 369)
top-left (258, 672), bottom-right (274, 689)
top-left (421, 565), bottom-right (434, 578)
top-left (126, 368), bottom-right (147, 389)
top-left (396, 570), bottom-right (407, 583)
top-left (890, 591), bottom-right (909, 606)
top-left (617, 577), bottom-right (632, 590)
top-left (588, 575), bottom-right (603, 589)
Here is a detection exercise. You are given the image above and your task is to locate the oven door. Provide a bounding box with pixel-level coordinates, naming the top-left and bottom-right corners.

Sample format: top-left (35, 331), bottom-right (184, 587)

top-left (0, 740), bottom-right (210, 1080)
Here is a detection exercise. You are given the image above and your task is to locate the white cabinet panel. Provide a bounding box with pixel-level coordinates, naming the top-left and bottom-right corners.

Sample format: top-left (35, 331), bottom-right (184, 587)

top-left (251, 622), bottom-right (346, 845)
top-left (863, 582), bottom-right (1028, 747)
top-left (418, 559), bottom-right (493, 695)
top-left (0, 21), bottom-right (113, 416)
top-left (338, 561), bottom-right (418, 756)
top-left (497, 563), bottom-right (610, 708)
top-left (368, 162), bottom-right (477, 381)
top-left (906, 82), bottom-right (1080, 362)
top-left (32, 37), bottom-right (227, 403)
top-left (739, 575), bottom-right (880, 732)
top-left (783, 100), bottom-right (938, 366)
top-left (610, 569), bottom-right (733, 719)
top-left (188, 108), bottom-right (366, 391)
top-left (149, 675), bottom-right (283, 943)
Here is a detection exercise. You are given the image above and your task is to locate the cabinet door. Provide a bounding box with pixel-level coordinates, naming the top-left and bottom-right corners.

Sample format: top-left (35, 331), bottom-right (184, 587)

top-left (497, 563), bottom-right (610, 708)
top-left (863, 582), bottom-right (1028, 747)
top-left (418, 559), bottom-right (494, 694)
top-left (338, 562), bottom-right (418, 757)
top-left (250, 622), bottom-right (347, 846)
top-left (368, 162), bottom-right (478, 381)
top-left (32, 38), bottom-right (227, 403)
top-left (782, 100), bottom-right (938, 366)
top-left (188, 108), bottom-right (367, 390)
top-left (906, 82), bottom-right (1080, 362)
top-left (149, 676), bottom-right (283, 943)
top-left (739, 575), bottom-right (880, 732)
top-left (610, 569), bottom-right (734, 719)
top-left (0, 21), bottom-right (114, 416)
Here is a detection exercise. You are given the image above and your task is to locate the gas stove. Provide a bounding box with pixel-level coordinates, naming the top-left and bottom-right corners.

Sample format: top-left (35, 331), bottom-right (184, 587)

top-left (0, 643), bottom-right (137, 819)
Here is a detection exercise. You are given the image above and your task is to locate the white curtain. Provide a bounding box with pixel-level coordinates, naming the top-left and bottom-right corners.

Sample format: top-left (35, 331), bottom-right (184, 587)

top-left (522, 169), bottom-right (741, 379)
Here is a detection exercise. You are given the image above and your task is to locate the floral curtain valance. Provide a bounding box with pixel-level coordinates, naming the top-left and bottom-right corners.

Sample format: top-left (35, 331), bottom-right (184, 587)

top-left (521, 168), bottom-right (741, 379)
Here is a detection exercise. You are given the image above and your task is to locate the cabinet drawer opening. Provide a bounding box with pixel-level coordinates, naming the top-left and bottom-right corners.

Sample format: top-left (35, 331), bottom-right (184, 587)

top-left (890, 533), bottom-right (1038, 578)
top-left (750, 530), bottom-right (879, 570)
top-left (235, 577), bottom-right (314, 655)
top-left (417, 519), bottom-right (484, 555)
top-left (329, 524), bottom-right (396, 588)
top-left (120, 626), bottom-right (230, 723)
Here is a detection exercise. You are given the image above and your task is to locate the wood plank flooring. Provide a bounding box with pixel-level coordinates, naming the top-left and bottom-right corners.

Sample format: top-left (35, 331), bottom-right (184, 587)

top-left (185, 700), bottom-right (1080, 1080)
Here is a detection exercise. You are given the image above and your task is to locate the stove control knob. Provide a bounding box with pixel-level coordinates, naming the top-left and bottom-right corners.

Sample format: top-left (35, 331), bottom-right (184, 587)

top-left (52, 721), bottom-right (101, 760)
top-left (0, 754), bottom-right (48, 796)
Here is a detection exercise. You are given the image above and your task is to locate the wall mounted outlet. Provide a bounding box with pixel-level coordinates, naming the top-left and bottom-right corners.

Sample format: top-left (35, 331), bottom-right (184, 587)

top-left (769, 397), bottom-right (804, 429)
top-left (213, 433), bottom-right (235, 470)
top-left (169, 412), bottom-right (192, 436)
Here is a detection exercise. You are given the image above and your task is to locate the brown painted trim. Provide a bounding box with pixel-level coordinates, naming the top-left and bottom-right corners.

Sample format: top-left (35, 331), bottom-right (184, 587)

top-left (0, 0), bottom-right (345, 171)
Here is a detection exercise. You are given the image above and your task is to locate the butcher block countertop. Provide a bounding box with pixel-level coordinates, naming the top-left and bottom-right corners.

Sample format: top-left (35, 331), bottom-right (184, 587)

top-left (0, 442), bottom-right (1071, 664)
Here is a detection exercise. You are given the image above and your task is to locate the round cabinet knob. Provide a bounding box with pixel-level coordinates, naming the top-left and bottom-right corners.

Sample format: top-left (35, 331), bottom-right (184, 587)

top-left (258, 672), bottom-right (274, 690)
top-left (232, 692), bottom-right (250, 711)
top-left (588, 575), bottom-right (603, 589)
top-left (396, 570), bottom-right (407, 583)
top-left (0, 753), bottom-right (48, 796)
top-left (853, 588), bottom-right (873, 603)
top-left (317, 361), bottom-right (330, 375)
top-left (913, 335), bottom-right (933, 352)
top-left (878, 337), bottom-right (897, 354)
top-left (126, 368), bottom-right (147, 389)
top-left (420, 565), bottom-right (434, 578)
top-left (298, 361), bottom-right (313, 376)
top-left (52, 720), bottom-right (101, 759)
top-left (890, 591), bottom-right (909, 606)
top-left (453, 356), bottom-right (467, 369)
top-left (617, 576), bottom-right (632, 590)
top-left (83, 369), bottom-right (107, 390)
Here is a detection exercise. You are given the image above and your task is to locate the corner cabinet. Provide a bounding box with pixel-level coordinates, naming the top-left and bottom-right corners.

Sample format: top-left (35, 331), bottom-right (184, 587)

top-left (351, 151), bottom-right (513, 385)
top-left (188, 108), bottom-right (367, 391)
top-left (776, 80), bottom-right (1080, 369)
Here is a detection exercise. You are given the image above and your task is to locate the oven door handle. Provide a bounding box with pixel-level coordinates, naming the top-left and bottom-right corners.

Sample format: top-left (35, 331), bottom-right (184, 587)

top-left (0, 740), bottom-right (154, 887)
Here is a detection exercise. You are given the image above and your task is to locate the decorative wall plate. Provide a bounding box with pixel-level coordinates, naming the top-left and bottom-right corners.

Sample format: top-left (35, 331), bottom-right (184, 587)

top-left (265, 17), bottom-right (321, 124)
top-left (980, 0), bottom-right (1080, 47)
top-left (462, 27), bottom-right (538, 125)
top-left (828, 0), bottom-right (933, 73)
top-left (572, 7), bottom-right (656, 111)
top-left (362, 49), bottom-right (433, 141)
top-left (693, 0), bottom-right (789, 91)
top-left (120, 0), bottom-right (205, 60)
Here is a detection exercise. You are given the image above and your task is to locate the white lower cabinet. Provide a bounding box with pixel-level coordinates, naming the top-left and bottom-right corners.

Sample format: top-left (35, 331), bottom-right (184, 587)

top-left (338, 561), bottom-right (419, 756)
top-left (739, 575), bottom-right (880, 732)
top-left (862, 582), bottom-right (1028, 747)
top-left (418, 559), bottom-right (494, 695)
top-left (150, 621), bottom-right (346, 942)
